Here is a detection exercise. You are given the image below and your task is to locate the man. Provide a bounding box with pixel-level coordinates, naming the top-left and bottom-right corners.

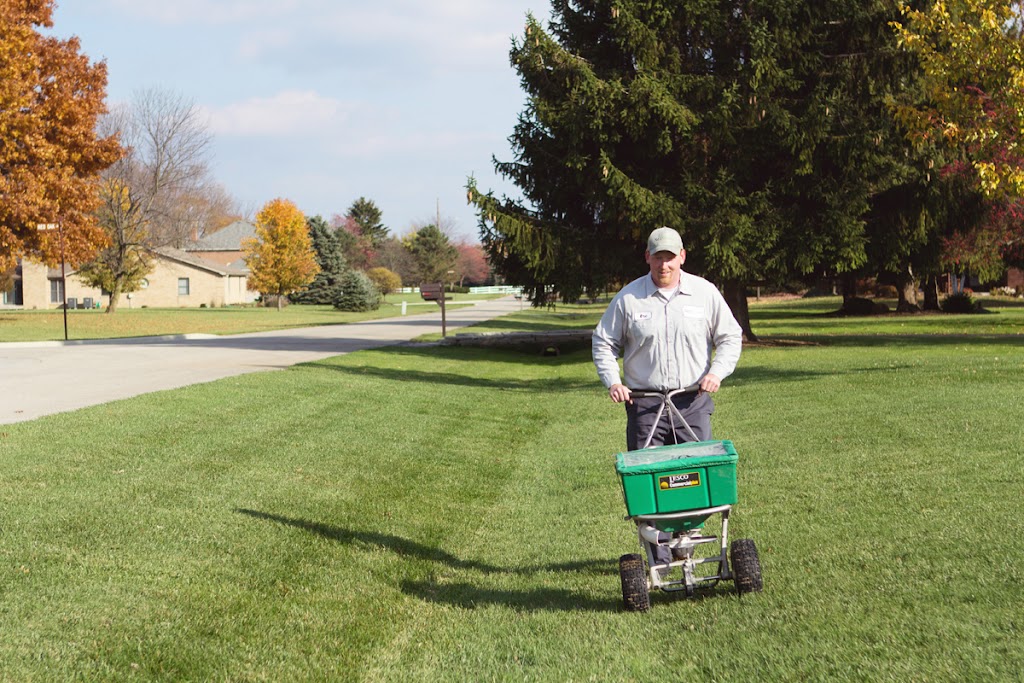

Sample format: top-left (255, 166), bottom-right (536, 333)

top-left (592, 226), bottom-right (743, 451)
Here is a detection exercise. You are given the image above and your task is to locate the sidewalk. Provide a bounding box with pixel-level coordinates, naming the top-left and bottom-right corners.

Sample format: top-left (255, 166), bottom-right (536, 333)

top-left (0, 297), bottom-right (523, 425)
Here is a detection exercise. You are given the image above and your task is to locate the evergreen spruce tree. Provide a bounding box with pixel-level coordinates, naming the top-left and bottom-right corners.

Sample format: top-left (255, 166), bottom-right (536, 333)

top-left (333, 269), bottom-right (382, 312)
top-left (409, 224), bottom-right (458, 284)
top-left (292, 215), bottom-right (348, 304)
top-left (468, 0), bottom-right (928, 338)
top-left (347, 197), bottom-right (389, 247)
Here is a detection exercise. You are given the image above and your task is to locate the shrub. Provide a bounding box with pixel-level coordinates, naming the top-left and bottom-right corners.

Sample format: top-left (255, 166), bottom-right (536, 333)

top-left (366, 267), bottom-right (401, 295)
top-left (334, 270), bottom-right (381, 312)
top-left (839, 297), bottom-right (889, 316)
top-left (941, 292), bottom-right (979, 313)
top-left (990, 286), bottom-right (1017, 297)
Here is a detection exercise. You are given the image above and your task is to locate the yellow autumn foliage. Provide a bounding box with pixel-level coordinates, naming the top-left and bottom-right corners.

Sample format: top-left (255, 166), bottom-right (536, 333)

top-left (892, 0), bottom-right (1024, 198)
top-left (243, 199), bottom-right (320, 305)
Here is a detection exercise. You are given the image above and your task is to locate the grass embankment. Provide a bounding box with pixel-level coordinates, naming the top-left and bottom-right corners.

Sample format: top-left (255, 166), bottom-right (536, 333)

top-left (1, 300), bottom-right (1022, 680)
top-left (0, 292), bottom-right (500, 343)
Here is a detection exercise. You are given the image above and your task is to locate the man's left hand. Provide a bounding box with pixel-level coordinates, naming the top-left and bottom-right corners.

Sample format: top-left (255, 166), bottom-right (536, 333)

top-left (699, 373), bottom-right (722, 393)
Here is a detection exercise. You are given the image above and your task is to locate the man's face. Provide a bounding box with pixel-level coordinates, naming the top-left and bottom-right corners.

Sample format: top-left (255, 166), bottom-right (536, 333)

top-left (645, 249), bottom-right (685, 288)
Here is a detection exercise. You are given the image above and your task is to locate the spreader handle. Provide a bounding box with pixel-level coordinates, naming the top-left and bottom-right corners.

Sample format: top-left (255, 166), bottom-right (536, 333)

top-left (626, 386), bottom-right (702, 448)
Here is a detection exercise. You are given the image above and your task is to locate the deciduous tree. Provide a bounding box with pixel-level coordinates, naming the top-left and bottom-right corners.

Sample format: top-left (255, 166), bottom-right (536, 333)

top-left (366, 266), bottom-right (401, 295)
top-left (373, 235), bottom-right (418, 284)
top-left (80, 89), bottom-right (222, 311)
top-left (892, 0), bottom-right (1024, 294)
top-left (0, 0), bottom-right (121, 272)
top-left (331, 213), bottom-right (375, 271)
top-left (243, 199), bottom-right (320, 310)
top-left (892, 0), bottom-right (1024, 198)
top-left (455, 241), bottom-right (489, 286)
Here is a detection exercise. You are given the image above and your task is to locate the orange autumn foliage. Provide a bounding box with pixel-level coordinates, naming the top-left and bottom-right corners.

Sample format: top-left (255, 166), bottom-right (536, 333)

top-left (243, 198), bottom-right (320, 308)
top-left (0, 0), bottom-right (122, 272)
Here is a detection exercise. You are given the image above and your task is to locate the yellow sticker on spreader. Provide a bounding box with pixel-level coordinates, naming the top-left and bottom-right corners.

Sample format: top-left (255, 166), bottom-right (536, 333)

top-left (659, 472), bottom-right (701, 490)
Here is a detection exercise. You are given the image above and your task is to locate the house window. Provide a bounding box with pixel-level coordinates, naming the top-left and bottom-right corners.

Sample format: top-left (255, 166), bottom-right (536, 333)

top-left (49, 279), bottom-right (64, 304)
top-left (178, 278), bottom-right (190, 295)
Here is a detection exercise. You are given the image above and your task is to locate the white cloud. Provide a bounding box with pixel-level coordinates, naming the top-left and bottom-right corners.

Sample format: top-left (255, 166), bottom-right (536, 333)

top-left (203, 90), bottom-right (356, 137)
top-left (101, 0), bottom-right (543, 75)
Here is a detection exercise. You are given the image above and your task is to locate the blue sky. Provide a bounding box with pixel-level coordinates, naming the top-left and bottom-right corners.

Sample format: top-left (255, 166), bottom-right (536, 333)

top-left (51, 0), bottom-right (550, 241)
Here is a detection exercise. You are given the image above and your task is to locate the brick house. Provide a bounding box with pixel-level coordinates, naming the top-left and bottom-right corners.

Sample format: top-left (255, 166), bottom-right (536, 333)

top-left (3, 221), bottom-right (260, 310)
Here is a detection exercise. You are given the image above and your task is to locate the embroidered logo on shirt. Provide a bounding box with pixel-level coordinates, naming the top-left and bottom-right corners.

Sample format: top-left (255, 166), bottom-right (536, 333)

top-left (635, 311), bottom-right (652, 321)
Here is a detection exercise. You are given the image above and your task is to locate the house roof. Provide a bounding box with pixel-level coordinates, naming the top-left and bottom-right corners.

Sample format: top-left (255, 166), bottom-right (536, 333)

top-left (186, 220), bottom-right (257, 252)
top-left (154, 247), bottom-right (249, 276)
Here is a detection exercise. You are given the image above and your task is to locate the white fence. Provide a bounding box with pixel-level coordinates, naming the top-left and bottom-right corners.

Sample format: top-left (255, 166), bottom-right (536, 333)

top-left (397, 285), bottom-right (523, 295)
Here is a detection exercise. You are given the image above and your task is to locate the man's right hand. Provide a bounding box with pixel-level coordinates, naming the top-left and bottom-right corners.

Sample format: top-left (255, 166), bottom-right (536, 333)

top-left (609, 384), bottom-right (632, 404)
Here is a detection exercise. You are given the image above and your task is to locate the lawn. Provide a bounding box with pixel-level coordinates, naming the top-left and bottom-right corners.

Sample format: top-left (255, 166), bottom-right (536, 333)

top-left (0, 292), bottom-right (500, 343)
top-left (1, 299), bottom-right (1022, 680)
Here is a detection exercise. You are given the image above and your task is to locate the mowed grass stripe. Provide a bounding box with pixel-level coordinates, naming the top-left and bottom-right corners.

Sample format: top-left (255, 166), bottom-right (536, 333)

top-left (1, 327), bottom-right (1023, 680)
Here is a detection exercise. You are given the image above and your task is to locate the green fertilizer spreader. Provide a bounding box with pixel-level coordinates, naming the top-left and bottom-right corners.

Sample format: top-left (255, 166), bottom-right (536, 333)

top-left (614, 390), bottom-right (763, 611)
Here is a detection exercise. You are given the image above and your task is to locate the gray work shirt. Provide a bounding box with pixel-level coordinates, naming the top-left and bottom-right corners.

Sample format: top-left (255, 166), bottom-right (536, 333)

top-left (592, 272), bottom-right (743, 391)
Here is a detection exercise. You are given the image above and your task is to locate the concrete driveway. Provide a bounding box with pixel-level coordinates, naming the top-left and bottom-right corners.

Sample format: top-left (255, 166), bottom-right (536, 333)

top-left (0, 297), bottom-right (525, 424)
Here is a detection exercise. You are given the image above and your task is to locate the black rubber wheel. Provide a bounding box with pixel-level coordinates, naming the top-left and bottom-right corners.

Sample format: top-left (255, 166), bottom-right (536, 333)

top-left (619, 553), bottom-right (650, 612)
top-left (730, 539), bottom-right (763, 595)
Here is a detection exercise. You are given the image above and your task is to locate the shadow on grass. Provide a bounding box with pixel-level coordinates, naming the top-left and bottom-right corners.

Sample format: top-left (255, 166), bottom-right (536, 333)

top-left (473, 316), bottom-right (597, 333)
top-left (765, 333), bottom-right (1024, 348)
top-left (236, 509), bottom-right (615, 578)
top-left (304, 348), bottom-right (598, 393)
top-left (238, 508), bottom-right (748, 613)
top-left (400, 579), bottom-right (617, 612)
top-left (237, 510), bottom-right (622, 612)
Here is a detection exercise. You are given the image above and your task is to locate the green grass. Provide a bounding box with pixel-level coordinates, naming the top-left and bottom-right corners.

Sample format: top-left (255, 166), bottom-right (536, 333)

top-left (0, 292), bottom-right (500, 343)
top-left (748, 295), bottom-right (1024, 337)
top-left (1, 301), bottom-right (1023, 680)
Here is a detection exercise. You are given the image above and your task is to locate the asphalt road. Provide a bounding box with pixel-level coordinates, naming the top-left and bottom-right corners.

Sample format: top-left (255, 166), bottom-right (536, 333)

top-left (0, 297), bottom-right (525, 424)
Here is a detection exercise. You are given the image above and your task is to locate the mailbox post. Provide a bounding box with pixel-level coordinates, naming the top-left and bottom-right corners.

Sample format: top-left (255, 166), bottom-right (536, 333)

top-left (419, 282), bottom-right (447, 337)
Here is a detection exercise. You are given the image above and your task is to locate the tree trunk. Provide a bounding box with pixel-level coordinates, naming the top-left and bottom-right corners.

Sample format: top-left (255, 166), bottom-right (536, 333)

top-left (840, 272), bottom-right (857, 306)
top-left (896, 264), bottom-right (921, 313)
top-left (922, 274), bottom-right (941, 311)
top-left (722, 279), bottom-right (757, 342)
top-left (277, 292), bottom-right (283, 311)
top-left (106, 278), bottom-right (122, 313)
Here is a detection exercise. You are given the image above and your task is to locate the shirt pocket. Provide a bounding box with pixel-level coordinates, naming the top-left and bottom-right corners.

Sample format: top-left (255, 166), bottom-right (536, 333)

top-left (678, 305), bottom-right (709, 348)
top-left (682, 305), bottom-right (705, 320)
top-left (628, 311), bottom-right (658, 342)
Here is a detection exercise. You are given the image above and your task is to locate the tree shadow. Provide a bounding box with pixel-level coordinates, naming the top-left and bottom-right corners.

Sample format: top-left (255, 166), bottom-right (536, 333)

top-left (400, 579), bottom-right (619, 612)
top-left (235, 508), bottom-right (616, 578)
top-left (472, 317), bottom-right (596, 333)
top-left (303, 356), bottom-right (598, 393)
top-left (766, 333), bottom-right (1024, 348)
top-left (727, 360), bottom-right (920, 386)
top-left (236, 508), bottom-right (748, 613)
top-left (383, 342), bottom-right (594, 365)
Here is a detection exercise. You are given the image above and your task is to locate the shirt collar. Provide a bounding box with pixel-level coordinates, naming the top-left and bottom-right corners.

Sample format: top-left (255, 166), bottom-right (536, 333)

top-left (644, 271), bottom-right (690, 298)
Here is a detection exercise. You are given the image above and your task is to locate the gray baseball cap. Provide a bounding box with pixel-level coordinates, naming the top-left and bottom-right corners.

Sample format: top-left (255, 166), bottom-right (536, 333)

top-left (647, 226), bottom-right (683, 255)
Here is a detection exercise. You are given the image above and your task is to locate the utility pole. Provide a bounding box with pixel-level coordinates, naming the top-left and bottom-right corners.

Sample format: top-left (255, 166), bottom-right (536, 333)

top-left (437, 198), bottom-right (446, 337)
